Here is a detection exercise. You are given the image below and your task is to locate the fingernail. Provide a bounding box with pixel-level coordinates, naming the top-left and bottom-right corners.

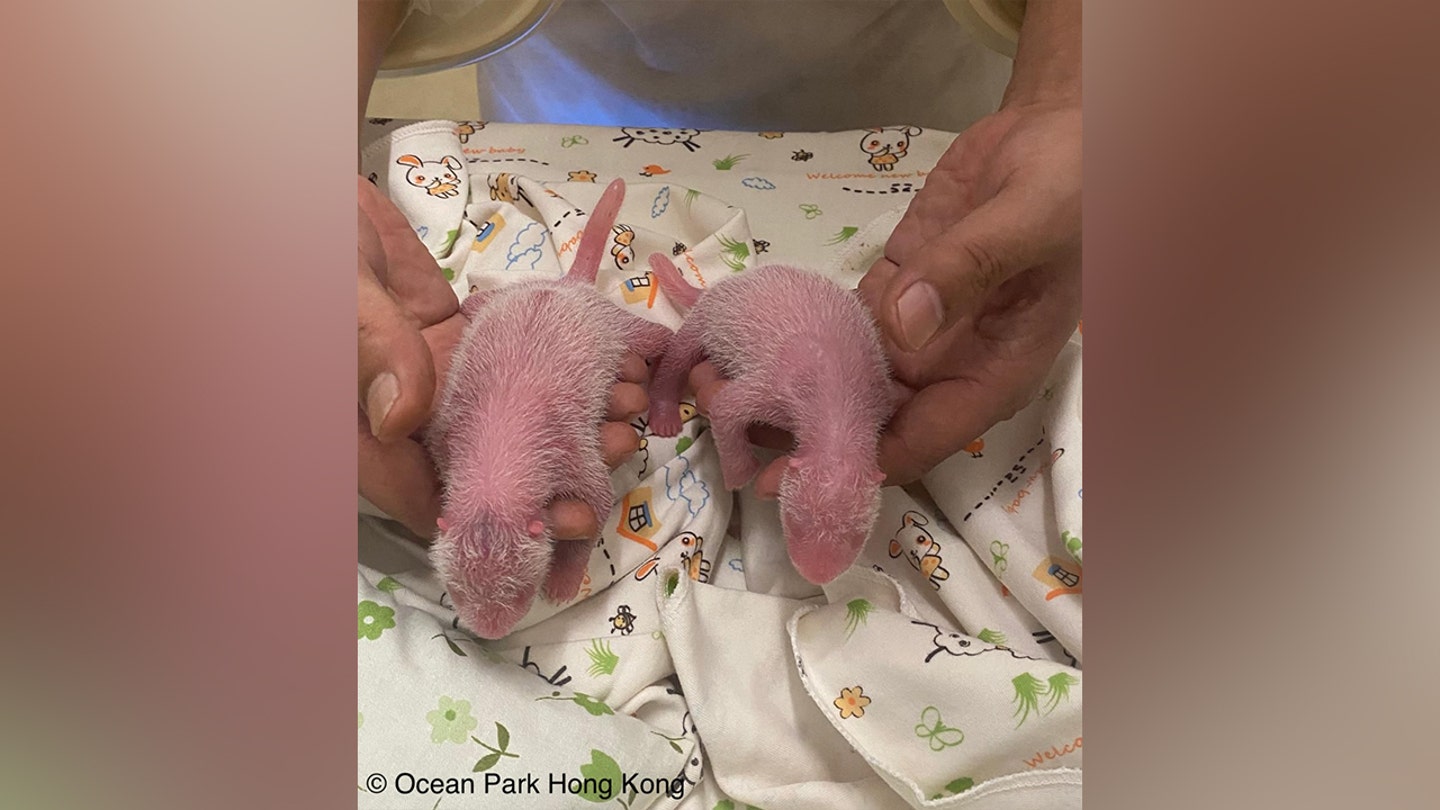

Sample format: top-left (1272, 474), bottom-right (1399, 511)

top-left (895, 281), bottom-right (944, 351)
top-left (366, 372), bottom-right (399, 437)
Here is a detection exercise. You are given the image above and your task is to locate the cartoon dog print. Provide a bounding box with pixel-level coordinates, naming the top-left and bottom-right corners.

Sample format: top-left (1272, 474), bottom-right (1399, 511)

top-left (888, 511), bottom-right (951, 589)
top-left (397, 154), bottom-right (463, 198)
top-left (487, 172), bottom-right (533, 208)
top-left (859, 126), bottom-right (921, 172)
top-left (611, 224), bottom-right (637, 271)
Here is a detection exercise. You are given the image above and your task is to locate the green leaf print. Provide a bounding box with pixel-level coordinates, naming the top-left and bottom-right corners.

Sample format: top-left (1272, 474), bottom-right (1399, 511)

top-left (442, 229), bottom-right (460, 253)
top-left (675, 435), bottom-right (694, 454)
top-left (1011, 673), bottom-right (1048, 728)
top-left (843, 599), bottom-right (873, 639)
top-left (442, 265), bottom-right (456, 282)
top-left (712, 154), bottom-right (748, 171)
top-left (716, 235), bottom-right (749, 272)
top-left (431, 631), bottom-right (476, 657)
top-left (471, 721), bottom-right (519, 771)
top-left (573, 693), bottom-right (614, 716)
top-left (536, 691), bottom-right (615, 716)
top-left (1044, 672), bottom-right (1080, 714)
top-left (375, 576), bottom-right (402, 593)
top-left (977, 628), bottom-right (1008, 646)
top-left (578, 750), bottom-right (623, 802)
top-left (824, 226), bottom-right (859, 245)
top-left (586, 639), bottom-right (620, 677)
top-left (1062, 530), bottom-right (1083, 564)
top-left (930, 776), bottom-right (976, 799)
top-left (357, 600), bottom-right (396, 640)
top-left (714, 801), bottom-right (734, 810)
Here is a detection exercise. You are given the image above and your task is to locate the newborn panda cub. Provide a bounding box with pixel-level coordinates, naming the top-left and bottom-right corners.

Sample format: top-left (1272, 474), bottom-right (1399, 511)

top-left (645, 254), bottom-right (907, 584)
top-left (426, 179), bottom-right (672, 639)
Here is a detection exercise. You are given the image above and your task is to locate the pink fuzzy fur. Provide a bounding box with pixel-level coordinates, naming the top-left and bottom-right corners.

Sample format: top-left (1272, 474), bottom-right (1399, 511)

top-left (425, 180), bottom-right (672, 639)
top-left (646, 254), bottom-right (907, 584)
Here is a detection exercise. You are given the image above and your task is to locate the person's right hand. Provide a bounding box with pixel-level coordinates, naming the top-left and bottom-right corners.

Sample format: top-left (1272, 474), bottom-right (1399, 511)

top-left (356, 176), bottom-right (648, 540)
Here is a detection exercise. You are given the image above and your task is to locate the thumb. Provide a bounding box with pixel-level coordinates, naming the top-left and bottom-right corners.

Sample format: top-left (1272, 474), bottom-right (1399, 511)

top-left (880, 183), bottom-right (1066, 352)
top-left (359, 254), bottom-right (438, 442)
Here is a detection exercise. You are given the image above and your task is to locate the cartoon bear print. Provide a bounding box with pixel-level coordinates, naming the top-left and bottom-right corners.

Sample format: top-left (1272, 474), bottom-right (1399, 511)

top-left (397, 154), bottom-right (463, 198)
top-left (859, 126), bottom-right (921, 172)
top-left (888, 511), bottom-right (950, 590)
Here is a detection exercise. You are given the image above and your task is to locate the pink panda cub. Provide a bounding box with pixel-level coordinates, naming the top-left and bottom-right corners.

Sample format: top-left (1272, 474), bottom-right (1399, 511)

top-left (425, 179), bottom-right (673, 639)
top-left (644, 254), bottom-right (906, 584)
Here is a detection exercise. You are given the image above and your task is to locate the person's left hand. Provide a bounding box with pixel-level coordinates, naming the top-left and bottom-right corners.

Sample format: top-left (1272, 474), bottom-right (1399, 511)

top-left (690, 97), bottom-right (1081, 492)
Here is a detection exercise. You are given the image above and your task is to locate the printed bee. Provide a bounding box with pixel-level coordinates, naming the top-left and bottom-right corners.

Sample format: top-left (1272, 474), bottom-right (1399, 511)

top-left (609, 605), bottom-right (637, 635)
top-left (672, 241), bottom-right (687, 257)
top-left (752, 239), bottom-right (769, 255)
top-left (791, 149), bottom-right (814, 162)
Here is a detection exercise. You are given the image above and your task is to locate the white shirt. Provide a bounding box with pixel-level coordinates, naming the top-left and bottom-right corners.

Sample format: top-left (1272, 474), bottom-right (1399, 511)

top-left (400, 0), bottom-right (1017, 132)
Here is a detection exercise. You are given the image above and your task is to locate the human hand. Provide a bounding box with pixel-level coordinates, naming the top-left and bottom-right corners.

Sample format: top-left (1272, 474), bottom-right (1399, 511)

top-left (356, 176), bottom-right (648, 539)
top-left (857, 96), bottom-right (1081, 484)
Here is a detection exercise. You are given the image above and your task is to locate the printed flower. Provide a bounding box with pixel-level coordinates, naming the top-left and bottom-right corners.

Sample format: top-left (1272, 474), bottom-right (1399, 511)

top-left (834, 686), bottom-right (871, 719)
top-left (357, 600), bottom-right (395, 640)
top-left (426, 696), bottom-right (479, 744)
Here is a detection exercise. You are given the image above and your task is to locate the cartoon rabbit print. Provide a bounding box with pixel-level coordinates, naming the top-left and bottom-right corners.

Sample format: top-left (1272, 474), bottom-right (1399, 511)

top-left (397, 154), bottom-right (463, 198)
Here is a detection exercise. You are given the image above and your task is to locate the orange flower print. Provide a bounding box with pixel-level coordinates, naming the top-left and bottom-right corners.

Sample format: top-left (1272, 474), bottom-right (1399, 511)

top-left (834, 686), bottom-right (871, 719)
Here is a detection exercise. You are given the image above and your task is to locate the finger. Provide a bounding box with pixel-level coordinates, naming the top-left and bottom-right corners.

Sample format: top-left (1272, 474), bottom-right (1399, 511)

top-left (856, 255), bottom-right (899, 314)
top-left (357, 176), bottom-right (459, 325)
top-left (879, 183), bottom-right (1074, 352)
top-left (359, 259), bottom-right (438, 441)
top-left (606, 382), bottom-right (648, 421)
top-left (752, 457), bottom-right (788, 500)
top-left (876, 377), bottom-right (1022, 485)
top-left (600, 421), bottom-right (641, 468)
top-left (357, 411), bottom-right (443, 539)
top-left (618, 352), bottom-right (648, 384)
top-left (547, 500), bottom-right (601, 541)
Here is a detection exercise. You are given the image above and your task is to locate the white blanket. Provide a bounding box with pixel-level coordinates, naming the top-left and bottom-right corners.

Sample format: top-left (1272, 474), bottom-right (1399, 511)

top-left (357, 120), bottom-right (1082, 809)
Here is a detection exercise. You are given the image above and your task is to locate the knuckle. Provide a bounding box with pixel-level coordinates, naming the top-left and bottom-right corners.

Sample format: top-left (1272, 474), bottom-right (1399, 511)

top-left (961, 239), bottom-right (1008, 296)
